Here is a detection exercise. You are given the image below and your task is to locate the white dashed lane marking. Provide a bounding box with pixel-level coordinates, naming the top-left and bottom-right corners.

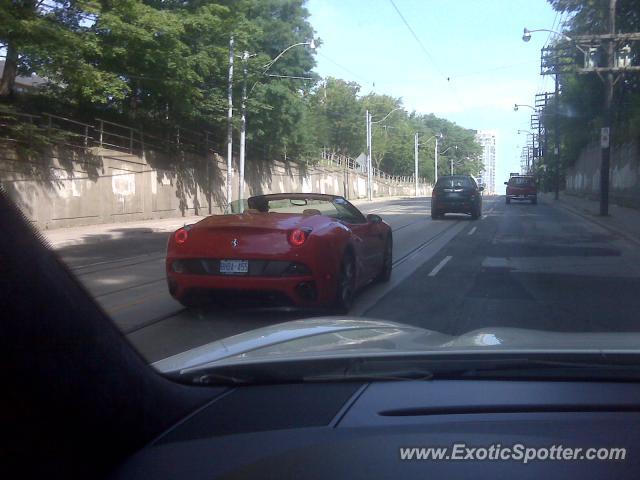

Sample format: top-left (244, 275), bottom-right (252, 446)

top-left (428, 256), bottom-right (453, 277)
top-left (468, 226), bottom-right (477, 236)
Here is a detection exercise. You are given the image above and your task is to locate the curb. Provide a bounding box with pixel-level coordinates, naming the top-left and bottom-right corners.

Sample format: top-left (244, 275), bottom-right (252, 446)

top-left (541, 195), bottom-right (640, 247)
top-left (44, 197), bottom-right (416, 249)
top-left (48, 229), bottom-right (175, 249)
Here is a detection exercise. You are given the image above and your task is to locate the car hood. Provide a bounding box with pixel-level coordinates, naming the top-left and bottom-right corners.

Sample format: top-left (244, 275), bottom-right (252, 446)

top-left (153, 317), bottom-right (640, 374)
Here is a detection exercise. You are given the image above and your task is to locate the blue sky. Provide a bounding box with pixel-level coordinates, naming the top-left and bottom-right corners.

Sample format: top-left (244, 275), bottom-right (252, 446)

top-left (307, 0), bottom-right (562, 184)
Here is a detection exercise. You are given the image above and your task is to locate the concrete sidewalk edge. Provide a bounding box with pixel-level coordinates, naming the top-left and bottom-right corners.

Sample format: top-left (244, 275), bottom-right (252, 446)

top-left (540, 193), bottom-right (640, 247)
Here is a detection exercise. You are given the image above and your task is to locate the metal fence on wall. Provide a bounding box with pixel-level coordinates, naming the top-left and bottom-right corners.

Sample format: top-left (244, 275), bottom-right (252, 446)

top-left (0, 108), bottom-right (219, 157)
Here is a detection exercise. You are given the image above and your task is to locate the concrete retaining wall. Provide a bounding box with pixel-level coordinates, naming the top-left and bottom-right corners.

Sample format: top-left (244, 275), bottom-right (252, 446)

top-left (0, 143), bottom-right (430, 230)
top-left (566, 141), bottom-right (640, 207)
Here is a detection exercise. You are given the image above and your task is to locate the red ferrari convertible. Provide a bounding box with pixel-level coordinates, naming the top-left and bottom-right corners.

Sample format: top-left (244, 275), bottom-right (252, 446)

top-left (166, 193), bottom-right (392, 311)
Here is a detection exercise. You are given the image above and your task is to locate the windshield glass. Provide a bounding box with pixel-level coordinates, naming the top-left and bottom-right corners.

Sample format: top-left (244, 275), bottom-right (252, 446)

top-left (436, 176), bottom-right (475, 189)
top-left (5, 0), bottom-right (640, 382)
top-left (509, 177), bottom-right (535, 186)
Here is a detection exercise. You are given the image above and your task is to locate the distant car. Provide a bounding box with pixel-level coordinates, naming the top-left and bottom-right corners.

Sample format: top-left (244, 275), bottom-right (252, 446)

top-left (431, 175), bottom-right (483, 220)
top-left (505, 176), bottom-right (537, 204)
top-left (166, 193), bottom-right (392, 312)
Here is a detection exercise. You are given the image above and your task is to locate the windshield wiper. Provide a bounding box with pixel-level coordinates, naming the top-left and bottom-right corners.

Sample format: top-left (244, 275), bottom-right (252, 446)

top-left (303, 369), bottom-right (434, 383)
top-left (169, 355), bottom-right (640, 386)
top-left (166, 370), bottom-right (257, 386)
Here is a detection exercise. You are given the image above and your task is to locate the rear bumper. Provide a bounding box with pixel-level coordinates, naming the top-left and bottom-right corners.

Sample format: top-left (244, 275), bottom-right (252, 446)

top-left (433, 200), bottom-right (476, 213)
top-left (506, 193), bottom-right (537, 199)
top-left (166, 269), bottom-right (334, 307)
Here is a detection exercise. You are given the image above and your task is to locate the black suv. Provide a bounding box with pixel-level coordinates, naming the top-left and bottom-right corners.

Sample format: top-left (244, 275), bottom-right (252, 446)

top-left (431, 175), bottom-right (484, 220)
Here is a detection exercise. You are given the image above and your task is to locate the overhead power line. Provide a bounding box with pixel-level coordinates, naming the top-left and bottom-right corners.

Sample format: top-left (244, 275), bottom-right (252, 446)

top-left (387, 0), bottom-right (465, 111)
top-left (387, 0), bottom-right (446, 80)
top-left (317, 52), bottom-right (373, 85)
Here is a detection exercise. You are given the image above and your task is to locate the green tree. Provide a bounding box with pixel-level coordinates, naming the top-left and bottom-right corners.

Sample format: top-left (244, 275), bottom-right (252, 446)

top-left (0, 0), bottom-right (128, 102)
top-left (235, 0), bottom-right (316, 162)
top-left (307, 77), bottom-right (363, 156)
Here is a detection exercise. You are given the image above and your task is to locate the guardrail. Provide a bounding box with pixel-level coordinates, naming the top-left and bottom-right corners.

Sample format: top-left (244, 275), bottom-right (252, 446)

top-left (44, 113), bottom-right (93, 148)
top-left (0, 109), bottom-right (42, 142)
top-left (95, 118), bottom-right (219, 156)
top-left (0, 107), bottom-right (220, 157)
top-left (319, 152), bottom-right (427, 186)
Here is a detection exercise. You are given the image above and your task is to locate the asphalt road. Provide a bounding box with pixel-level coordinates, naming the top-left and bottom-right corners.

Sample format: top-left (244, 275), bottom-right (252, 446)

top-left (56, 195), bottom-right (640, 363)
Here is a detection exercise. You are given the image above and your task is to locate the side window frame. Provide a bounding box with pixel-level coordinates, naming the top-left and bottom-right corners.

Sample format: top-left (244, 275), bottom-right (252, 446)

top-left (335, 198), bottom-right (367, 225)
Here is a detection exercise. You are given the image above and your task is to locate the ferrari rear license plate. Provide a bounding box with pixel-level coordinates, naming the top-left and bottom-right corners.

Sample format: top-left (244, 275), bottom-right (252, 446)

top-left (219, 259), bottom-right (249, 274)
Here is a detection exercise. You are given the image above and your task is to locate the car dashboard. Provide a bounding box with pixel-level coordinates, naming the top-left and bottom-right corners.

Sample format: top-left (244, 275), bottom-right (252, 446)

top-left (112, 379), bottom-right (640, 479)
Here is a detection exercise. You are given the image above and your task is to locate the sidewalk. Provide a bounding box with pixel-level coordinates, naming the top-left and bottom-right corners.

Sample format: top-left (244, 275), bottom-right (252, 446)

top-left (41, 216), bottom-right (208, 249)
top-left (40, 195), bottom-right (414, 249)
top-left (540, 191), bottom-right (640, 246)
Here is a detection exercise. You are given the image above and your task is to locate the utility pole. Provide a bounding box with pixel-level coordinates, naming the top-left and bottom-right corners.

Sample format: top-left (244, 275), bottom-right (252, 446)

top-left (554, 73), bottom-right (560, 200)
top-left (343, 154), bottom-right (348, 199)
top-left (226, 36), bottom-right (234, 208)
top-left (450, 157), bottom-right (454, 175)
top-left (366, 110), bottom-right (373, 201)
top-left (414, 132), bottom-right (419, 197)
top-left (601, 0), bottom-right (617, 216)
top-left (434, 136), bottom-right (439, 184)
top-left (525, 6), bottom-right (640, 214)
top-left (366, 107), bottom-right (401, 200)
top-left (238, 50), bottom-right (248, 209)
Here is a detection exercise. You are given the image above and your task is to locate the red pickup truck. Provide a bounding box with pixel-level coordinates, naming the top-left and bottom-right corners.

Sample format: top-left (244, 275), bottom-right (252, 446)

top-left (505, 176), bottom-right (537, 204)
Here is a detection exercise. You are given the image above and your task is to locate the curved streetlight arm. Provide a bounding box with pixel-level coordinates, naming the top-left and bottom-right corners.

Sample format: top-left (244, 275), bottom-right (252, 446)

top-left (514, 103), bottom-right (536, 112)
top-left (262, 40), bottom-right (316, 73)
top-left (249, 40), bottom-right (316, 95)
top-left (423, 133), bottom-right (444, 144)
top-left (517, 129), bottom-right (536, 137)
top-left (523, 27), bottom-right (586, 55)
top-left (439, 145), bottom-right (458, 155)
top-left (370, 107), bottom-right (403, 124)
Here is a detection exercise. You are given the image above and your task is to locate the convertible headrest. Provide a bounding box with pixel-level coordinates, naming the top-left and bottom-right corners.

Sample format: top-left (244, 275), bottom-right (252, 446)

top-left (302, 209), bottom-right (322, 216)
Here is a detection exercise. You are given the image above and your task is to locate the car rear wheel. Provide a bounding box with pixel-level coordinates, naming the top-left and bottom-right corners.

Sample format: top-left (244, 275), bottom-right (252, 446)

top-left (377, 235), bottom-right (393, 283)
top-left (532, 197), bottom-right (537, 205)
top-left (431, 210), bottom-right (442, 219)
top-left (471, 207), bottom-right (480, 220)
top-left (506, 197), bottom-right (511, 204)
top-left (334, 252), bottom-right (356, 313)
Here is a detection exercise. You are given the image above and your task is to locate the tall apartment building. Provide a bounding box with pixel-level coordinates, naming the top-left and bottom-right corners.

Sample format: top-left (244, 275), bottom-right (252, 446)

top-left (475, 130), bottom-right (497, 194)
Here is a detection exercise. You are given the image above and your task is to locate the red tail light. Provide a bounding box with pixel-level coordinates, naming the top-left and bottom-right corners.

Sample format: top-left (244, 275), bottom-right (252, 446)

top-left (174, 228), bottom-right (189, 246)
top-left (288, 228), bottom-right (310, 247)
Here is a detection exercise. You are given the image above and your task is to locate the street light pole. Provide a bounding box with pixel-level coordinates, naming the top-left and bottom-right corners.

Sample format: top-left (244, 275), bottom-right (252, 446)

top-left (601, 0), bottom-right (617, 216)
top-left (434, 136), bottom-right (439, 183)
top-left (366, 110), bottom-right (372, 201)
top-left (367, 107), bottom-right (402, 201)
top-left (239, 50), bottom-right (248, 208)
top-left (238, 40), bottom-right (315, 204)
top-left (226, 35), bottom-right (234, 208)
top-left (554, 73), bottom-right (560, 200)
top-left (422, 134), bottom-right (443, 185)
top-left (438, 145), bottom-right (458, 175)
top-left (414, 132), bottom-right (419, 197)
